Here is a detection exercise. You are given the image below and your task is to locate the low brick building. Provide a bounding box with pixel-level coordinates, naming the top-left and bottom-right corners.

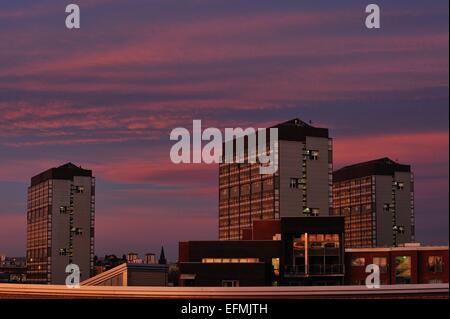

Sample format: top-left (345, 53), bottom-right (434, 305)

top-left (345, 245), bottom-right (448, 285)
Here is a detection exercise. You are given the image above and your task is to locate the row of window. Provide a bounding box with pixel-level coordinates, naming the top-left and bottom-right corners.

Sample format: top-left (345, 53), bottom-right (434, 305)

top-left (351, 256), bottom-right (444, 273)
top-left (202, 258), bottom-right (260, 264)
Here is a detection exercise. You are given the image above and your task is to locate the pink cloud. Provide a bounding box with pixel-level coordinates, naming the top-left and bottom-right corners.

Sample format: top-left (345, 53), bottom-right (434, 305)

top-left (95, 212), bottom-right (217, 258)
top-left (0, 214), bottom-right (26, 256)
top-left (334, 131), bottom-right (449, 168)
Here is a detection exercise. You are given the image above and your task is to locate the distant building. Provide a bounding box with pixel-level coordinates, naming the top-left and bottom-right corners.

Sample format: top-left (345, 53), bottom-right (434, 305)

top-left (0, 257), bottom-right (27, 283)
top-left (81, 263), bottom-right (168, 287)
top-left (26, 163), bottom-right (95, 284)
top-left (127, 253), bottom-right (141, 264)
top-left (1, 257), bottom-right (26, 267)
top-left (94, 254), bottom-right (126, 275)
top-left (145, 253), bottom-right (157, 264)
top-left (219, 119), bottom-right (333, 240)
top-left (332, 158), bottom-right (414, 248)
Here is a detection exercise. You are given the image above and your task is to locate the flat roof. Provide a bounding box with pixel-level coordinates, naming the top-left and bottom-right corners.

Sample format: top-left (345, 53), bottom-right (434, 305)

top-left (0, 283), bottom-right (447, 299)
top-left (31, 162), bottom-right (92, 186)
top-left (334, 157), bottom-right (411, 182)
top-left (346, 246), bottom-right (449, 253)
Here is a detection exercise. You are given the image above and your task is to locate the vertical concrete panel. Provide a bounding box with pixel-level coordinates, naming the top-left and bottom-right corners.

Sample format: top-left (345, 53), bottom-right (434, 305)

top-left (375, 175), bottom-right (393, 247)
top-left (51, 180), bottom-right (71, 284)
top-left (305, 136), bottom-right (330, 216)
top-left (279, 140), bottom-right (303, 217)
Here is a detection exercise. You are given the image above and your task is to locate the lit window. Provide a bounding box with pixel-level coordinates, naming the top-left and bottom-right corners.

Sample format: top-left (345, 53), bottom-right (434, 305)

top-left (393, 225), bottom-right (405, 234)
top-left (393, 181), bottom-right (404, 190)
top-left (373, 257), bottom-right (388, 273)
top-left (303, 207), bottom-right (320, 216)
top-left (395, 256), bottom-right (411, 284)
top-left (71, 227), bottom-right (83, 235)
top-left (272, 258), bottom-right (280, 276)
top-left (428, 256), bottom-right (443, 273)
top-left (75, 186), bottom-right (85, 193)
top-left (201, 258), bottom-right (259, 263)
top-left (222, 280), bottom-right (239, 287)
top-left (290, 178), bottom-right (300, 189)
top-left (351, 257), bottom-right (365, 267)
top-left (305, 150), bottom-right (319, 160)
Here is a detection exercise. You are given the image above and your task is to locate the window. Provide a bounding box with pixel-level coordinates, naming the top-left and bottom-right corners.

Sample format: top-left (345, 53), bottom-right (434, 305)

top-left (395, 256), bottom-right (411, 284)
top-left (351, 257), bottom-right (365, 267)
top-left (290, 178), bottom-right (300, 189)
top-left (75, 186), bottom-right (85, 193)
top-left (427, 256), bottom-right (443, 273)
top-left (393, 181), bottom-right (404, 190)
top-left (305, 150), bottom-right (319, 160)
top-left (59, 248), bottom-right (68, 256)
top-left (202, 258), bottom-right (259, 263)
top-left (272, 258), bottom-right (280, 276)
top-left (222, 280), bottom-right (239, 287)
top-left (71, 227), bottom-right (83, 235)
top-left (373, 257), bottom-right (388, 273)
top-left (220, 189), bottom-right (228, 201)
top-left (393, 225), bottom-right (405, 234)
top-left (311, 208), bottom-right (320, 216)
top-left (302, 207), bottom-right (320, 216)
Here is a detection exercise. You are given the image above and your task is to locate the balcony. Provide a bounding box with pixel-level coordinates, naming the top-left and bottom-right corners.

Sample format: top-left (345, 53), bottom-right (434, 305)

top-left (285, 264), bottom-right (344, 277)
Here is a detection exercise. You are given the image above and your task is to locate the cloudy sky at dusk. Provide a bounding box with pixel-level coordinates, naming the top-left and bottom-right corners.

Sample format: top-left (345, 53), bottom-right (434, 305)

top-left (0, 0), bottom-right (448, 260)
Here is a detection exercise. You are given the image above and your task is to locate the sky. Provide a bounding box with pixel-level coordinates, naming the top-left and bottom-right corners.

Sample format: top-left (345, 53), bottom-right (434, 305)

top-left (0, 0), bottom-right (448, 261)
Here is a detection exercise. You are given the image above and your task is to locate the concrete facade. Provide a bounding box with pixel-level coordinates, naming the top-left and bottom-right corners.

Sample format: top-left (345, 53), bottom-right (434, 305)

top-left (27, 163), bottom-right (95, 284)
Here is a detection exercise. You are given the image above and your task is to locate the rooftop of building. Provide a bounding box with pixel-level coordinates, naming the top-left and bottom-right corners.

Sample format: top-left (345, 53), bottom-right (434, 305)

top-left (273, 118), bottom-right (329, 140)
top-left (30, 162), bottom-right (92, 187)
top-left (222, 118), bottom-right (329, 148)
top-left (333, 157), bottom-right (411, 182)
top-left (82, 263), bottom-right (168, 287)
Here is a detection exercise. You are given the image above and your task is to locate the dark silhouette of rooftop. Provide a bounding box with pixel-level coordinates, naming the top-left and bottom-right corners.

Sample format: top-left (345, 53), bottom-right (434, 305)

top-left (333, 157), bottom-right (411, 182)
top-left (31, 162), bottom-right (92, 186)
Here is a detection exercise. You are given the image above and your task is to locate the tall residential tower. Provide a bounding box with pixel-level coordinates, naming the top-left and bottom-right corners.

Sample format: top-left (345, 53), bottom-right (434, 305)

top-left (27, 163), bottom-right (95, 284)
top-left (332, 158), bottom-right (414, 248)
top-left (219, 119), bottom-right (333, 240)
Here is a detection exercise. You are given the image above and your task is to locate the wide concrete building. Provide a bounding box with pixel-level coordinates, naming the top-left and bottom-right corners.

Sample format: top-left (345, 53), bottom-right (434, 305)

top-left (27, 163), bottom-right (95, 284)
top-left (332, 158), bottom-right (414, 248)
top-left (219, 118), bottom-right (333, 240)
